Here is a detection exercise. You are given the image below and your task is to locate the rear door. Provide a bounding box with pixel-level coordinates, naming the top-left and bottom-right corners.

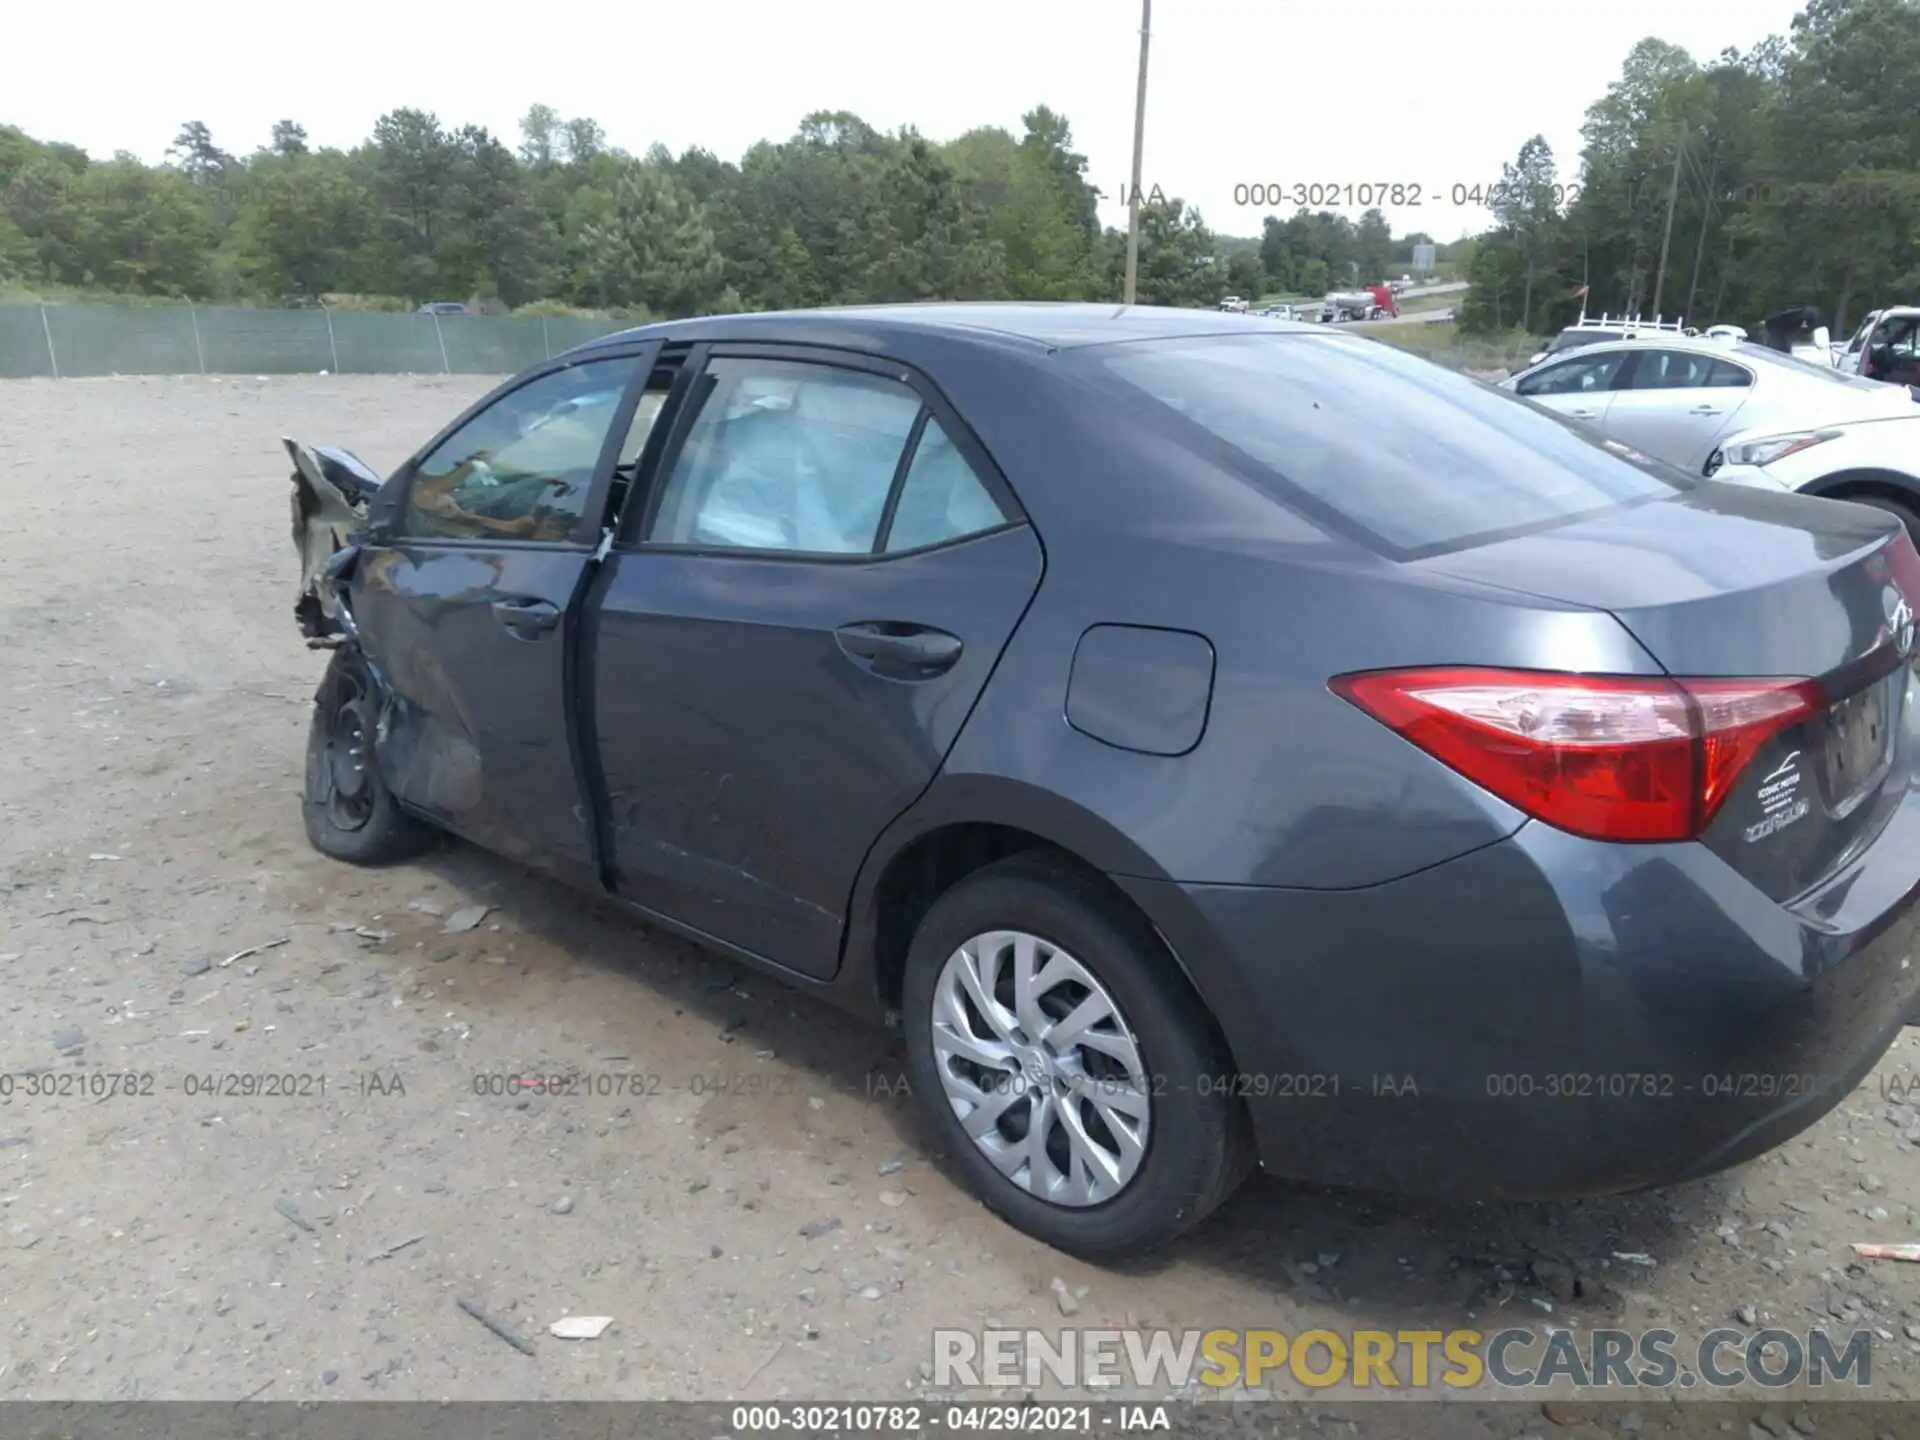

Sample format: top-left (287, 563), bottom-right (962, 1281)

top-left (351, 342), bottom-right (661, 881)
top-left (585, 345), bottom-right (1043, 978)
top-left (1601, 349), bottom-right (1755, 471)
top-left (1510, 347), bottom-right (1629, 428)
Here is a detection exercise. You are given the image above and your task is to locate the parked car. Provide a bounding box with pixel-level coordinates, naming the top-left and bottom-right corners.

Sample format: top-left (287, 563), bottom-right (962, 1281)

top-left (1705, 411), bottom-right (1920, 540)
top-left (1526, 314), bottom-right (1695, 369)
top-left (284, 303), bottom-right (1920, 1257)
top-left (1501, 335), bottom-right (1917, 476)
top-left (1831, 307), bottom-right (1920, 390)
top-left (416, 301), bottom-right (469, 316)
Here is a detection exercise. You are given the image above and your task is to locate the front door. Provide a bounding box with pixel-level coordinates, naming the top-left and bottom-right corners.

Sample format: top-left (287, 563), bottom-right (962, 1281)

top-left (353, 343), bottom-right (660, 881)
top-left (587, 347), bottom-right (1044, 978)
top-left (1601, 348), bottom-right (1755, 472)
top-left (1863, 314), bottom-right (1920, 391)
top-left (1510, 348), bottom-right (1629, 431)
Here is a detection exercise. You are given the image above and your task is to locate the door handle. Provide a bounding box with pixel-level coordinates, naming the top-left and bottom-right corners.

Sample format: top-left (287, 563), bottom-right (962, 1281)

top-left (1569, 408), bottom-right (1597, 419)
top-left (491, 596), bottom-right (561, 635)
top-left (1689, 405), bottom-right (1723, 415)
top-left (835, 622), bottom-right (963, 678)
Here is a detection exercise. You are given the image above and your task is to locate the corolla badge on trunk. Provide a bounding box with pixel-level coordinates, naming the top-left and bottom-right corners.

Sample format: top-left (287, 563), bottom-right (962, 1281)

top-left (1885, 586), bottom-right (1915, 659)
top-left (1745, 749), bottom-right (1810, 843)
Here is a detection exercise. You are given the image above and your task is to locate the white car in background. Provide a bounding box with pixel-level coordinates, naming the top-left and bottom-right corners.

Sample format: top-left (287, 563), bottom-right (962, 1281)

top-left (1501, 335), bottom-right (1916, 477)
top-left (1705, 412), bottom-right (1920, 541)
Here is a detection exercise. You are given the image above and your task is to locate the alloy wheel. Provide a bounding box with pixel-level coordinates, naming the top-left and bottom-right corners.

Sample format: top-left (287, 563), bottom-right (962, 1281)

top-left (930, 929), bottom-right (1152, 1207)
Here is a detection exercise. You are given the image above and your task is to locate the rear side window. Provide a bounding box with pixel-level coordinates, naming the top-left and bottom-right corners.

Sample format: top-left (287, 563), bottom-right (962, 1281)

top-left (645, 357), bottom-right (1008, 555)
top-left (1080, 333), bottom-right (1683, 557)
top-left (1623, 349), bottom-right (1751, 390)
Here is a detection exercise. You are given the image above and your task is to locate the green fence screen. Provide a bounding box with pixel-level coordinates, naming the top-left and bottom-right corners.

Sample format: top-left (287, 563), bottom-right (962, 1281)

top-left (0, 303), bottom-right (633, 379)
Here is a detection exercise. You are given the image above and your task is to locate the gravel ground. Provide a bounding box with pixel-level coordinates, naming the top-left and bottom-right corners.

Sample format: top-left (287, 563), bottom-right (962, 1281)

top-left (3, 375), bottom-right (1920, 1436)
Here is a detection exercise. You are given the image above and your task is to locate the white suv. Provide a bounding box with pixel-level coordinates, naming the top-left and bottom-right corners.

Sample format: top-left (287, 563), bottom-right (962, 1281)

top-left (1706, 412), bottom-right (1920, 541)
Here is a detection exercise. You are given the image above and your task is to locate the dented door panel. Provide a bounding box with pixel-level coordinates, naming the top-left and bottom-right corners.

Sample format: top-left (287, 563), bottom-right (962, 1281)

top-left (352, 544), bottom-right (599, 881)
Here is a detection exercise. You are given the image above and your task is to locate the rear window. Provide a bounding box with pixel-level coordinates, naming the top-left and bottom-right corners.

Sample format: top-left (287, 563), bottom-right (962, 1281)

top-left (1738, 343), bottom-right (1888, 389)
top-left (1077, 332), bottom-right (1685, 557)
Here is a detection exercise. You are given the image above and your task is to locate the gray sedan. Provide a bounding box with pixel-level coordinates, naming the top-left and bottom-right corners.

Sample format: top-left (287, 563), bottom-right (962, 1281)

top-left (1502, 336), bottom-right (1914, 474)
top-left (283, 305), bottom-right (1920, 1256)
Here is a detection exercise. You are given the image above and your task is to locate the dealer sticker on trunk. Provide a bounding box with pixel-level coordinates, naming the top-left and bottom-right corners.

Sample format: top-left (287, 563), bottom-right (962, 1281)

top-left (1745, 750), bottom-right (1810, 843)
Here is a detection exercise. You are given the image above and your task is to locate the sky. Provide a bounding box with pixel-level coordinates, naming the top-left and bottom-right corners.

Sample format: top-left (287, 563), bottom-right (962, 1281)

top-left (12, 0), bottom-right (1811, 242)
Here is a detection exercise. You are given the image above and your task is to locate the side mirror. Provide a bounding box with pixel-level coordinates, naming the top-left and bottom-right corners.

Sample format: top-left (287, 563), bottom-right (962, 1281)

top-left (1812, 326), bottom-right (1831, 348)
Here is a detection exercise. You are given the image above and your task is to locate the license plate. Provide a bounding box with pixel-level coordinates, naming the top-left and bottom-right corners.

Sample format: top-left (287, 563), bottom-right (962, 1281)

top-left (1820, 677), bottom-right (1894, 807)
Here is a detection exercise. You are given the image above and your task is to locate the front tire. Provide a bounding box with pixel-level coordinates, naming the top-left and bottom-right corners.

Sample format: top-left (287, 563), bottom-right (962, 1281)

top-left (302, 649), bottom-right (435, 865)
top-left (901, 854), bottom-right (1251, 1257)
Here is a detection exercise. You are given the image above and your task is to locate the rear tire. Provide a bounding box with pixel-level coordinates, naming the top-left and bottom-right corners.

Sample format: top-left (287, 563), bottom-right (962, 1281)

top-left (900, 853), bottom-right (1252, 1258)
top-left (1849, 495), bottom-right (1920, 546)
top-left (302, 649), bottom-right (435, 865)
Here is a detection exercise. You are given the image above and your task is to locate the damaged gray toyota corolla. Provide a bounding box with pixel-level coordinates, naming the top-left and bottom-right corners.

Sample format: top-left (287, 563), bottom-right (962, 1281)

top-left (284, 303), bottom-right (1920, 1259)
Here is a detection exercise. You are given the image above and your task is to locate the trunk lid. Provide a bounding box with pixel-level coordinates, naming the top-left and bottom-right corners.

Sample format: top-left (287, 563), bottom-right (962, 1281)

top-left (1417, 484), bottom-right (1919, 899)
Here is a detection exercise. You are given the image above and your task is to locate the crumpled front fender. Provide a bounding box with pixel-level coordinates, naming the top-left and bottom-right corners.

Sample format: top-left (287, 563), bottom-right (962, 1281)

top-left (283, 437), bottom-right (381, 640)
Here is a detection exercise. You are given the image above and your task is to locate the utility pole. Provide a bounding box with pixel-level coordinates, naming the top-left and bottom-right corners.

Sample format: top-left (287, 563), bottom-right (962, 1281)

top-left (1684, 142), bottom-right (1720, 322)
top-left (1710, 225), bottom-right (1736, 321)
top-left (1651, 122), bottom-right (1685, 319)
top-left (1123, 0), bottom-right (1152, 306)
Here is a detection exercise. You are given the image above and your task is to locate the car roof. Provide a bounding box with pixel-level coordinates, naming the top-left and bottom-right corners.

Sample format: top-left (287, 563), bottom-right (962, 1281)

top-left (1531, 334), bottom-right (1755, 366)
top-left (565, 302), bottom-right (1322, 359)
top-left (1565, 334), bottom-right (1734, 351)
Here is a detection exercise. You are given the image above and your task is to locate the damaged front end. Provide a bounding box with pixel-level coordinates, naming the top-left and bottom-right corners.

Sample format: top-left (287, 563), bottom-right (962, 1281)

top-left (284, 437), bottom-right (384, 645)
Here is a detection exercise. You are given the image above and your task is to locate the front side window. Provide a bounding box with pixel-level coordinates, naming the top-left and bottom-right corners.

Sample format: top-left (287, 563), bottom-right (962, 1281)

top-left (1516, 351), bottom-right (1627, 396)
top-left (646, 358), bottom-right (1006, 555)
top-left (1870, 317), bottom-right (1920, 377)
top-left (404, 357), bottom-right (637, 542)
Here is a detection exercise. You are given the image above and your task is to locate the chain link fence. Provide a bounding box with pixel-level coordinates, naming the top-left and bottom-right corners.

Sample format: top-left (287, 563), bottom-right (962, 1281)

top-left (0, 303), bottom-right (633, 379)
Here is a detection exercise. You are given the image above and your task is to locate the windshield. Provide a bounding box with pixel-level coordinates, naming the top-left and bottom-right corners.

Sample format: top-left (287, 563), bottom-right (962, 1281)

top-left (1545, 330), bottom-right (1619, 355)
top-left (1076, 332), bottom-right (1684, 558)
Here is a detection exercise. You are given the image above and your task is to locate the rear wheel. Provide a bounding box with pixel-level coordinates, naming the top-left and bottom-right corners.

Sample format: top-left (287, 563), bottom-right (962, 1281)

top-left (900, 854), bottom-right (1251, 1257)
top-left (1847, 495), bottom-right (1920, 546)
top-left (302, 649), bottom-right (435, 865)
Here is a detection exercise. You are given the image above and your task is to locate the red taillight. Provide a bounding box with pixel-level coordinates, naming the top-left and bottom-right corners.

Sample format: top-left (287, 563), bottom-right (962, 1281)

top-left (1330, 667), bottom-right (1823, 842)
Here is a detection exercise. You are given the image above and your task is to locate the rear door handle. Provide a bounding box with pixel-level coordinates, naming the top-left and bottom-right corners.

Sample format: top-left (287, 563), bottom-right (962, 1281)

top-left (491, 596), bottom-right (561, 636)
top-left (1568, 408), bottom-right (1597, 419)
top-left (835, 622), bottom-right (963, 678)
top-left (1689, 404), bottom-right (1724, 415)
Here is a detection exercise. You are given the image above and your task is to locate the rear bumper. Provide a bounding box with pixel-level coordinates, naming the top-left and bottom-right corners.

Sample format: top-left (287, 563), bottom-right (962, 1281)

top-left (1117, 781), bottom-right (1920, 1200)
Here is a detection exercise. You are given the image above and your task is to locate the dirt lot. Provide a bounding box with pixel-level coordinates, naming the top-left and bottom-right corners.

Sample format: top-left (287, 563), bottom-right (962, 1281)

top-left (4, 375), bottom-right (1920, 1435)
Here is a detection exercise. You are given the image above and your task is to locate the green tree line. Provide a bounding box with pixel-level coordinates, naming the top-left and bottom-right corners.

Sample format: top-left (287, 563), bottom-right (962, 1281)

top-left (0, 104), bottom-right (1442, 318)
top-left (1460, 0), bottom-right (1920, 338)
top-left (7, 0), bottom-right (1908, 331)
